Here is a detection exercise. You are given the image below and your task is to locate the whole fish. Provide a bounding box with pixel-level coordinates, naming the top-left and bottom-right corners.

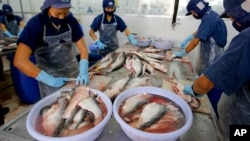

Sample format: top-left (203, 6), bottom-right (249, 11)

top-left (92, 57), bottom-right (113, 72)
top-left (100, 52), bottom-right (113, 63)
top-left (142, 53), bottom-right (165, 60)
top-left (105, 51), bottom-right (125, 72)
top-left (62, 85), bottom-right (90, 119)
top-left (124, 77), bottom-right (150, 90)
top-left (78, 97), bottom-right (103, 125)
top-left (124, 55), bottom-right (132, 71)
top-left (41, 96), bottom-right (69, 136)
top-left (104, 76), bottom-right (131, 99)
top-left (149, 61), bottom-right (168, 73)
top-left (143, 47), bottom-right (163, 53)
top-left (131, 55), bottom-right (142, 77)
top-left (137, 102), bottom-right (166, 129)
top-left (121, 93), bottom-right (153, 117)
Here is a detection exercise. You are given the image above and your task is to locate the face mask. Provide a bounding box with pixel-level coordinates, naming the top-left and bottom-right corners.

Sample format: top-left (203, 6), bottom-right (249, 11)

top-left (104, 11), bottom-right (114, 16)
top-left (50, 16), bottom-right (66, 26)
top-left (232, 21), bottom-right (247, 32)
top-left (6, 14), bottom-right (14, 22)
top-left (192, 15), bottom-right (202, 19)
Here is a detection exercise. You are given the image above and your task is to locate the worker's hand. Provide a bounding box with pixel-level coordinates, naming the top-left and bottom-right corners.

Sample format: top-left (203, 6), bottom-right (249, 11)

top-left (128, 34), bottom-right (138, 46)
top-left (18, 28), bottom-right (23, 37)
top-left (180, 35), bottom-right (194, 49)
top-left (35, 70), bottom-right (68, 87)
top-left (76, 59), bottom-right (89, 85)
top-left (173, 50), bottom-right (187, 58)
top-left (95, 40), bottom-right (107, 50)
top-left (183, 85), bottom-right (202, 98)
top-left (4, 30), bottom-right (15, 38)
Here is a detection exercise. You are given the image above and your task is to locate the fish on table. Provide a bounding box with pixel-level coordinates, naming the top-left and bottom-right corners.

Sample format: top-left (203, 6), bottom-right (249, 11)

top-left (103, 76), bottom-right (131, 99)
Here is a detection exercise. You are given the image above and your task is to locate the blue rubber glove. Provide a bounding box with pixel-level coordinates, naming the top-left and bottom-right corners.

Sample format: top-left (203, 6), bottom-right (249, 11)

top-left (76, 59), bottom-right (89, 85)
top-left (35, 70), bottom-right (68, 87)
top-left (180, 35), bottom-right (194, 49)
top-left (183, 85), bottom-right (202, 98)
top-left (4, 30), bottom-right (15, 38)
top-left (128, 34), bottom-right (138, 46)
top-left (95, 40), bottom-right (107, 50)
top-left (18, 28), bottom-right (23, 36)
top-left (173, 50), bottom-right (187, 58)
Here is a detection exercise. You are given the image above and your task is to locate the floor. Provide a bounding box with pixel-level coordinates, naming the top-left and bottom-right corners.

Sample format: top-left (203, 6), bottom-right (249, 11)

top-left (0, 56), bottom-right (33, 126)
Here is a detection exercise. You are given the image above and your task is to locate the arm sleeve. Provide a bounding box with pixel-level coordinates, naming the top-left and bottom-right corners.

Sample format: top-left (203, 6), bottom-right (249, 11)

top-left (17, 16), bottom-right (44, 52)
top-left (68, 16), bottom-right (83, 42)
top-left (195, 18), bottom-right (214, 41)
top-left (115, 15), bottom-right (127, 32)
top-left (90, 14), bottom-right (102, 32)
top-left (203, 31), bottom-right (250, 95)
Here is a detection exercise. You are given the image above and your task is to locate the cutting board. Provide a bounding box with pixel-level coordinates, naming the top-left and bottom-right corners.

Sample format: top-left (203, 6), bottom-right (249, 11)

top-left (161, 78), bottom-right (211, 115)
top-left (88, 75), bottom-right (113, 91)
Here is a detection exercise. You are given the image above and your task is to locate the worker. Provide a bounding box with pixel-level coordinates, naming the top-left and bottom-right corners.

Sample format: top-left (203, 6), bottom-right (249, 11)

top-left (89, 0), bottom-right (138, 56)
top-left (174, 0), bottom-right (227, 75)
top-left (183, 0), bottom-right (250, 140)
top-left (13, 0), bottom-right (89, 98)
top-left (0, 4), bottom-right (25, 38)
top-left (173, 0), bottom-right (227, 117)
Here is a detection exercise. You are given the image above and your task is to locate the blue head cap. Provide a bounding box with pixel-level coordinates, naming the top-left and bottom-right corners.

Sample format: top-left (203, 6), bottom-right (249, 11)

top-left (103, 0), bottom-right (115, 9)
top-left (220, 0), bottom-right (250, 31)
top-left (40, 0), bottom-right (71, 11)
top-left (185, 0), bottom-right (210, 17)
top-left (2, 4), bottom-right (13, 15)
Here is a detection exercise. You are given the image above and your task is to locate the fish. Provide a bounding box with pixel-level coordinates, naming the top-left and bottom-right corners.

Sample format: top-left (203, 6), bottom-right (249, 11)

top-left (124, 55), bottom-right (133, 71)
top-left (104, 76), bottom-right (131, 99)
top-left (78, 97), bottom-right (103, 125)
top-left (124, 77), bottom-right (150, 90)
top-left (62, 85), bottom-right (90, 119)
top-left (105, 51), bottom-right (125, 73)
top-left (149, 61), bottom-right (168, 73)
top-left (142, 53), bottom-right (165, 60)
top-left (120, 93), bottom-right (153, 117)
top-left (137, 102), bottom-right (166, 129)
top-left (141, 61), bottom-right (155, 75)
top-left (130, 55), bottom-right (142, 77)
top-left (67, 108), bottom-right (87, 130)
top-left (143, 47), bottom-right (163, 53)
top-left (41, 95), bottom-right (69, 136)
top-left (100, 52), bottom-right (113, 63)
top-left (91, 57), bottom-right (113, 72)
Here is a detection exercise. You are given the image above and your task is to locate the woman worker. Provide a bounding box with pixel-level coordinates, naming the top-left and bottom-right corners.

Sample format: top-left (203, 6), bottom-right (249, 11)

top-left (183, 0), bottom-right (250, 140)
top-left (14, 0), bottom-right (89, 98)
top-left (89, 0), bottom-right (138, 56)
top-left (0, 4), bottom-right (25, 38)
top-left (173, 0), bottom-right (227, 117)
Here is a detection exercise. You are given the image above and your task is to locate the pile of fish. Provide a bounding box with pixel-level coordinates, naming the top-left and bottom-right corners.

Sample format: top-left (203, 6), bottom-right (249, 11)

top-left (89, 48), bottom-right (168, 99)
top-left (119, 93), bottom-right (186, 133)
top-left (40, 85), bottom-right (107, 137)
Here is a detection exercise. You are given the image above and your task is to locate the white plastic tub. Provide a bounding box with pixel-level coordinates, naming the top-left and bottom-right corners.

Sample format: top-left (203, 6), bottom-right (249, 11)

top-left (26, 87), bottom-right (112, 141)
top-left (153, 39), bottom-right (174, 50)
top-left (113, 87), bottom-right (193, 141)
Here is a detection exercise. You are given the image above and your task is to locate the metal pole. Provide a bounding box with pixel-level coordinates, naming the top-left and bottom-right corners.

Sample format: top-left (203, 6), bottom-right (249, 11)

top-left (19, 0), bottom-right (24, 19)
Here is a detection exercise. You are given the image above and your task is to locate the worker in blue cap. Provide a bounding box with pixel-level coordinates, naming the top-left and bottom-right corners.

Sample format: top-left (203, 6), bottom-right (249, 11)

top-left (173, 0), bottom-right (227, 75)
top-left (172, 0), bottom-right (228, 117)
top-left (13, 0), bottom-right (89, 98)
top-left (0, 4), bottom-right (25, 38)
top-left (183, 0), bottom-right (250, 140)
top-left (89, 0), bottom-right (138, 56)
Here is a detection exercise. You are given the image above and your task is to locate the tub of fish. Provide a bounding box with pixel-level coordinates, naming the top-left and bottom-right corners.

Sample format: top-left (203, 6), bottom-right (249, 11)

top-left (26, 85), bottom-right (112, 141)
top-left (136, 36), bottom-right (152, 47)
top-left (113, 86), bottom-right (193, 141)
